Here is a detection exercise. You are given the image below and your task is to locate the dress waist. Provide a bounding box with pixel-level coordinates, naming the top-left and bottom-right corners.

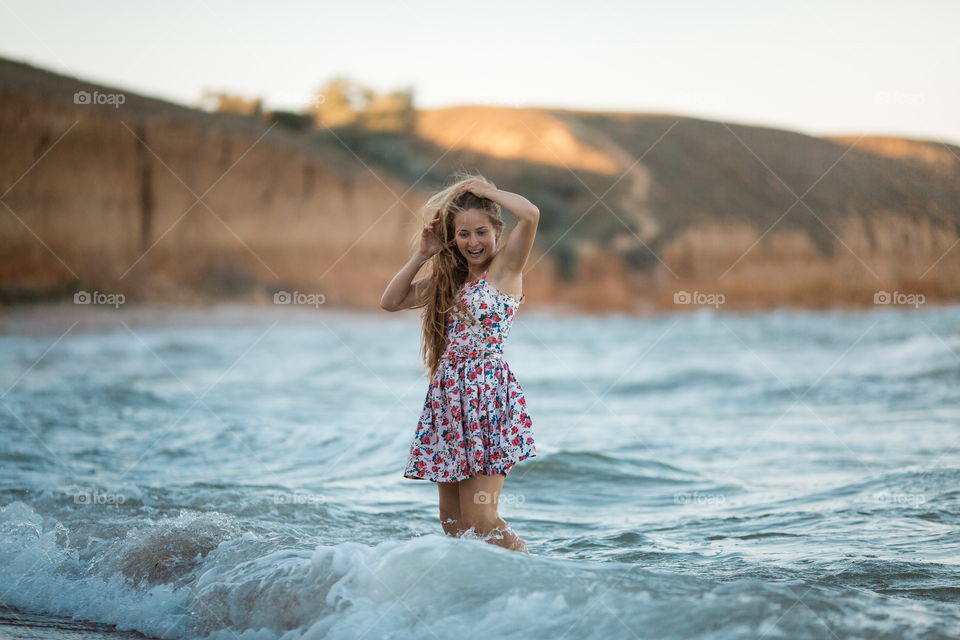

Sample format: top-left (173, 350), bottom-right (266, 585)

top-left (441, 345), bottom-right (504, 363)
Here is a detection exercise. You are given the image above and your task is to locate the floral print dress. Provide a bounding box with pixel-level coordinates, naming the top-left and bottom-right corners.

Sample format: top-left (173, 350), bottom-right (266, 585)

top-left (403, 269), bottom-right (537, 483)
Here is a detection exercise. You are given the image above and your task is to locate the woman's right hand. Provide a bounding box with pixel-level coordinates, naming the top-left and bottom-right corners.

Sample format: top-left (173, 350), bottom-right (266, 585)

top-left (418, 209), bottom-right (444, 258)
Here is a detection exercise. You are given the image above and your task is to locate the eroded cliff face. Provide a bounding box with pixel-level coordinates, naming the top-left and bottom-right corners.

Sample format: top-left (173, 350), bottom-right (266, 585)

top-left (415, 107), bottom-right (960, 311)
top-left (0, 84), bottom-right (426, 306)
top-left (0, 59), bottom-right (626, 312)
top-left (2, 57), bottom-right (958, 314)
top-left (651, 215), bottom-right (960, 310)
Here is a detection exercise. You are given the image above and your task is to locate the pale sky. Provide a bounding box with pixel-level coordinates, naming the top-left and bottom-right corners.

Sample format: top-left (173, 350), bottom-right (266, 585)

top-left (1, 0), bottom-right (958, 144)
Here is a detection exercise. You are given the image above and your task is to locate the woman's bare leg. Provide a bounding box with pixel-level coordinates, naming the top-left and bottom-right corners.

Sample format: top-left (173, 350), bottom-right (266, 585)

top-left (437, 479), bottom-right (464, 536)
top-left (459, 472), bottom-right (529, 553)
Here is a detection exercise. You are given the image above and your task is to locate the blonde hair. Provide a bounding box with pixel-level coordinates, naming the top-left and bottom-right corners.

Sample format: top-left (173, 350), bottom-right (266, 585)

top-left (408, 171), bottom-right (505, 380)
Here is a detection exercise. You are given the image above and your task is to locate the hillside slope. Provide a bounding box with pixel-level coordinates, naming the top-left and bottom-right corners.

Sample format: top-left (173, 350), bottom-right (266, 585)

top-left (416, 107), bottom-right (960, 308)
top-left (2, 57), bottom-right (958, 312)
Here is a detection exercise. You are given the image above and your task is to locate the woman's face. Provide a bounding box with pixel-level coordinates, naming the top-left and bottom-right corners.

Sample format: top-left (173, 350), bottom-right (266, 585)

top-left (453, 209), bottom-right (496, 266)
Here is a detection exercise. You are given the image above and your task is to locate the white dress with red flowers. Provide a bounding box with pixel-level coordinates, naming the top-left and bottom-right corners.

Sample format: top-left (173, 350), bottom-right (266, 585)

top-left (403, 270), bottom-right (537, 482)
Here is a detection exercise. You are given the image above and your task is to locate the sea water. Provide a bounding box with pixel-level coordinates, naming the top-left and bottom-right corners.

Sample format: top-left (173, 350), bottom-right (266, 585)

top-left (1, 303), bottom-right (958, 639)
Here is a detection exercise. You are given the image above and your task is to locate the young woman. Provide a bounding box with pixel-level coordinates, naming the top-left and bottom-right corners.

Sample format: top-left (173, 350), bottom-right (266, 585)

top-left (380, 172), bottom-right (539, 554)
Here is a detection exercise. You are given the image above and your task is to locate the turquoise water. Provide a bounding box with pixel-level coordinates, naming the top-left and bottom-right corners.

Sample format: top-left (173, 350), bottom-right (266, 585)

top-left (1, 303), bottom-right (959, 639)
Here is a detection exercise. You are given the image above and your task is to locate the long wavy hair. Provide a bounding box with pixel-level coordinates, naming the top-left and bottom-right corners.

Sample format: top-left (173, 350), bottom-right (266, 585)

top-left (408, 171), bottom-right (506, 380)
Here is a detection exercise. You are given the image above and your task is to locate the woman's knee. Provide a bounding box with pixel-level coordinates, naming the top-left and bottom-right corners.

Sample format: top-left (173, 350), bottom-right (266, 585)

top-left (438, 481), bottom-right (462, 522)
top-left (460, 505), bottom-right (501, 532)
top-left (458, 472), bottom-right (507, 531)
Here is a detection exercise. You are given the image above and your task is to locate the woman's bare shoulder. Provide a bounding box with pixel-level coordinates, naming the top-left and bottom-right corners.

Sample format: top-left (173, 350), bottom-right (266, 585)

top-left (484, 257), bottom-right (523, 298)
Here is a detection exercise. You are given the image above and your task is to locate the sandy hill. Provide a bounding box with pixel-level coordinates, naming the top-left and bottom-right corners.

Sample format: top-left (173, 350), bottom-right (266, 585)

top-left (2, 56), bottom-right (958, 312)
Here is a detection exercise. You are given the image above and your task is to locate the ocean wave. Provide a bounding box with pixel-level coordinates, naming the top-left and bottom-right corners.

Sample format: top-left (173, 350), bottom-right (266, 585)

top-left (755, 467), bottom-right (960, 513)
top-left (609, 368), bottom-right (749, 396)
top-left (2, 501), bottom-right (960, 639)
top-left (514, 449), bottom-right (701, 486)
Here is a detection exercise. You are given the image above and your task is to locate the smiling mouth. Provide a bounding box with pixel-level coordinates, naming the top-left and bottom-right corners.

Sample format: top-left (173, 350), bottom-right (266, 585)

top-left (468, 248), bottom-right (483, 256)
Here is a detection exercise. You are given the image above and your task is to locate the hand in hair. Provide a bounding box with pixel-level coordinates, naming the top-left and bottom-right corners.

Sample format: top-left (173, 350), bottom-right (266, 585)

top-left (460, 179), bottom-right (495, 199)
top-left (418, 209), bottom-right (444, 258)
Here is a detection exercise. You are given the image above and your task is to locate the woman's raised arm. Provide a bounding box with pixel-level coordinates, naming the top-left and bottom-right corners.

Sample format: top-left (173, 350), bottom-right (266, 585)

top-left (463, 180), bottom-right (540, 278)
top-left (380, 210), bottom-right (443, 311)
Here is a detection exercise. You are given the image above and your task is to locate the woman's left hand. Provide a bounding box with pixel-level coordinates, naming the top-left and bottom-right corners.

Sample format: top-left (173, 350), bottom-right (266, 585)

top-left (462, 179), bottom-right (495, 198)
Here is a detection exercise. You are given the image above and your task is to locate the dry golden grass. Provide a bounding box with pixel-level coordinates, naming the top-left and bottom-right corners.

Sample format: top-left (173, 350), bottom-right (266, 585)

top-left (415, 106), bottom-right (620, 174)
